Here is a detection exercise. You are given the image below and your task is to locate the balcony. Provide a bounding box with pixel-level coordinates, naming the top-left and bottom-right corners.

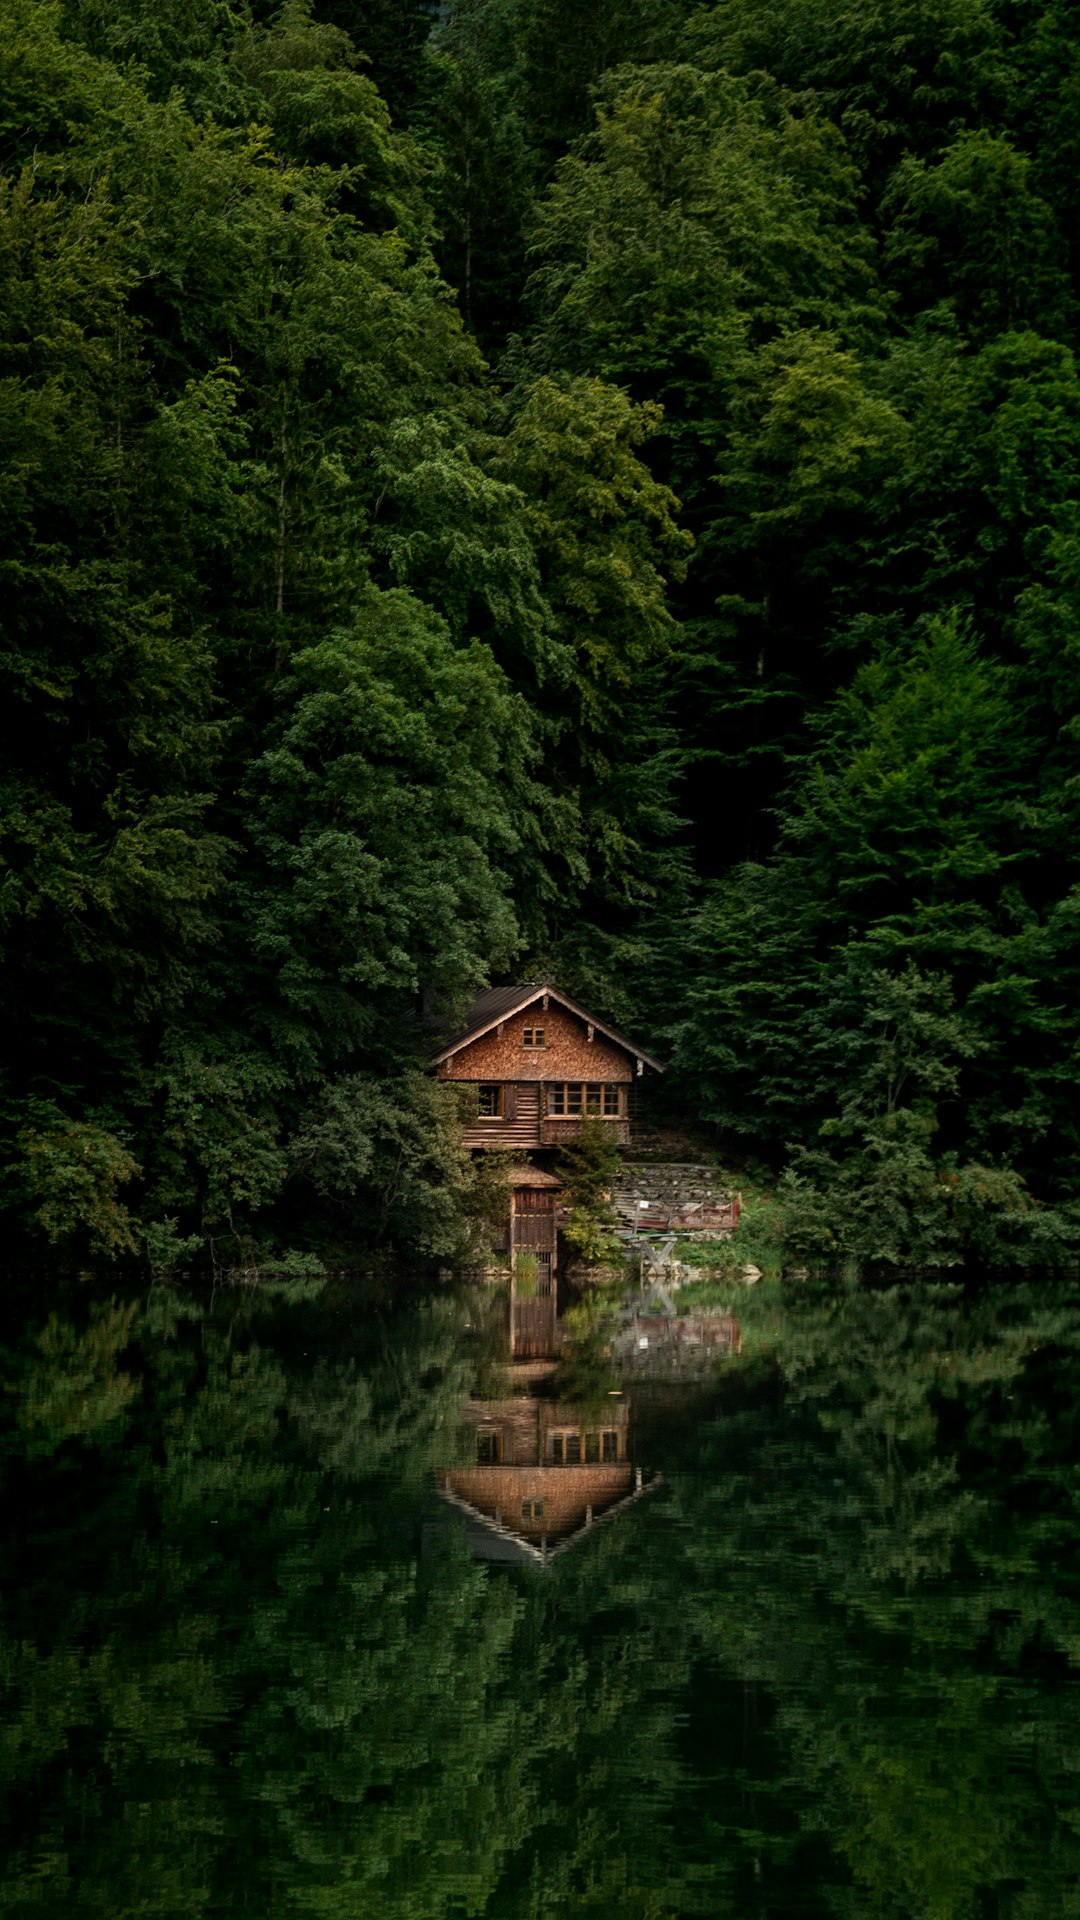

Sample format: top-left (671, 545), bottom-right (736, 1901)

top-left (540, 1114), bottom-right (630, 1148)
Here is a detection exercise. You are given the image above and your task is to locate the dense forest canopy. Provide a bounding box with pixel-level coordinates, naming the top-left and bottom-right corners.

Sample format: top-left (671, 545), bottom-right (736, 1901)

top-left (3, 0), bottom-right (1080, 1266)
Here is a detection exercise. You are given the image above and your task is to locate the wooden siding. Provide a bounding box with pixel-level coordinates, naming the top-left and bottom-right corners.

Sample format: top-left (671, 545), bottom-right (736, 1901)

top-left (463, 1396), bottom-right (630, 1464)
top-left (465, 1399), bottom-right (542, 1465)
top-left (462, 1082), bottom-right (632, 1150)
top-left (437, 1002), bottom-right (635, 1086)
top-left (462, 1081), bottom-right (541, 1151)
top-left (541, 1113), bottom-right (630, 1148)
top-left (539, 1398), bottom-right (629, 1461)
top-left (510, 1298), bottom-right (556, 1360)
top-left (512, 1211), bottom-right (557, 1248)
top-left (511, 1186), bottom-right (557, 1250)
top-left (443, 1463), bottom-right (635, 1542)
top-left (510, 1291), bottom-right (557, 1360)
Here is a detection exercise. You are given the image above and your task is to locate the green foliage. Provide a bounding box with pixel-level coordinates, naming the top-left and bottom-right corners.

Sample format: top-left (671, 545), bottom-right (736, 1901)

top-left (490, 373), bottom-right (692, 972)
top-left (557, 1116), bottom-right (624, 1264)
top-left (5, 0), bottom-right (1080, 1262)
top-left (420, 0), bottom-right (536, 344)
top-left (524, 61), bottom-right (878, 387)
top-left (13, 1112), bottom-right (142, 1258)
top-left (288, 1070), bottom-right (488, 1257)
top-left (675, 606), bottom-right (1080, 1253)
top-left (8, 1277), bottom-right (1080, 1915)
top-left (243, 587), bottom-right (528, 1028)
top-left (12, 0), bottom-right (1080, 1896)
top-left (11, 1297), bottom-right (141, 1452)
top-left (312, 0), bottom-right (439, 122)
top-left (882, 130), bottom-right (1072, 339)
top-left (682, 0), bottom-right (1005, 188)
top-left (0, 0), bottom-right (536, 1259)
top-left (674, 1180), bottom-right (784, 1276)
top-left (492, 376), bottom-right (689, 748)
top-left (142, 1217), bottom-right (207, 1271)
top-left (512, 1247), bottom-right (539, 1296)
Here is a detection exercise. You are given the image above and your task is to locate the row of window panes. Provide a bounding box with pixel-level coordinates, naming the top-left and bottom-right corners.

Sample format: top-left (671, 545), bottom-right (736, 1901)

top-left (476, 1083), bottom-right (624, 1117)
top-left (476, 1429), bottom-right (620, 1465)
top-left (548, 1084), bottom-right (622, 1116)
top-left (551, 1431), bottom-right (619, 1464)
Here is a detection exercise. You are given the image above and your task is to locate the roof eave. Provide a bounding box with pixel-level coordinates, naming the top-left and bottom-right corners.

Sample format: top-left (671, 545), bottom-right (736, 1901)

top-left (429, 986), bottom-right (548, 1067)
top-left (429, 984), bottom-right (665, 1073)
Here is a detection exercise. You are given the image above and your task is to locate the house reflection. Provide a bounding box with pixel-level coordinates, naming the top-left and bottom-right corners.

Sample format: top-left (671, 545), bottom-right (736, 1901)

top-left (436, 1396), bottom-right (659, 1568)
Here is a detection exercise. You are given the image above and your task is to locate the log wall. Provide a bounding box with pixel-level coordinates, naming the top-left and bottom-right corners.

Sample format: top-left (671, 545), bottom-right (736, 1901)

top-left (463, 1082), bottom-right (542, 1151)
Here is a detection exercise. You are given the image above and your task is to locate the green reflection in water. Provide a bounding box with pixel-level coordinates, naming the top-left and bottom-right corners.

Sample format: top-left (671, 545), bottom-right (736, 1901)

top-left (2, 1276), bottom-right (1079, 1917)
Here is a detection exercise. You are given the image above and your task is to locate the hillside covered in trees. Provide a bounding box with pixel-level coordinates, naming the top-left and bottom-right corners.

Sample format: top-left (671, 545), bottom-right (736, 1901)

top-left (4, 0), bottom-right (1080, 1268)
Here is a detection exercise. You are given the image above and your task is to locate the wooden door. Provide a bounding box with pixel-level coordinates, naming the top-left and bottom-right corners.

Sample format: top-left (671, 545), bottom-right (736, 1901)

top-left (511, 1189), bottom-right (557, 1255)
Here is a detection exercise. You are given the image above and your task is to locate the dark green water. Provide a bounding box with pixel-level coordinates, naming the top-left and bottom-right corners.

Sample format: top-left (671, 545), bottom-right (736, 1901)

top-left (4, 1274), bottom-right (1080, 1917)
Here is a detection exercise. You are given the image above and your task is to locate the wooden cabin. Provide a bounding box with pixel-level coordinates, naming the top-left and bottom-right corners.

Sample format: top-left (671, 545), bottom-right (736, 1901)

top-left (431, 983), bottom-right (664, 1154)
top-left (436, 1395), bottom-right (659, 1567)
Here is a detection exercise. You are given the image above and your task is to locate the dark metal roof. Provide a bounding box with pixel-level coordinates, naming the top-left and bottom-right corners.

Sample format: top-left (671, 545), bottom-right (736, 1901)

top-left (429, 983), bottom-right (664, 1072)
top-left (455, 984), bottom-right (545, 1032)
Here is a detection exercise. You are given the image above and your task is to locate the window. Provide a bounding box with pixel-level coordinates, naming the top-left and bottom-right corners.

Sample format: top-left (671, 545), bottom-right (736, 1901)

top-left (548, 1084), bottom-right (581, 1116)
top-left (602, 1430), bottom-right (618, 1462)
top-left (565, 1433), bottom-right (581, 1464)
top-left (521, 1500), bottom-right (544, 1523)
top-left (584, 1432), bottom-right (600, 1464)
top-left (477, 1084), bottom-right (501, 1117)
top-left (476, 1429), bottom-right (499, 1464)
top-left (522, 1025), bottom-right (545, 1047)
top-left (551, 1435), bottom-right (563, 1465)
top-left (548, 1084), bottom-right (623, 1117)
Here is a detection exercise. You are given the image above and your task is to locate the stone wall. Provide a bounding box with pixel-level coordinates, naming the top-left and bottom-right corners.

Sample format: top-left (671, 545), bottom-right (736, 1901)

top-left (612, 1164), bottom-right (739, 1238)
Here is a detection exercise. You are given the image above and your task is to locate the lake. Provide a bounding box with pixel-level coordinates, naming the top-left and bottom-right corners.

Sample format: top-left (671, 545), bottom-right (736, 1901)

top-left (4, 1270), bottom-right (1079, 1916)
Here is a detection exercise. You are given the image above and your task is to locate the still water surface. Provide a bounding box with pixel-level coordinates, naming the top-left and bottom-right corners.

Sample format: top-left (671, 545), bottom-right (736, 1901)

top-left (4, 1273), bottom-right (1080, 1916)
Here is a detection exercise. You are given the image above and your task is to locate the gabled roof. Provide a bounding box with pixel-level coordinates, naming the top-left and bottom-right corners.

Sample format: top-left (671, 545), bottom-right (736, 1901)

top-left (435, 1470), bottom-right (663, 1569)
top-left (429, 983), bottom-right (665, 1073)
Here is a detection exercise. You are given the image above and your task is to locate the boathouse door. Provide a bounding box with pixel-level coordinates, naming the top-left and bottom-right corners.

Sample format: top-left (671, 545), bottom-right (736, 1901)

top-left (510, 1187), bottom-right (558, 1359)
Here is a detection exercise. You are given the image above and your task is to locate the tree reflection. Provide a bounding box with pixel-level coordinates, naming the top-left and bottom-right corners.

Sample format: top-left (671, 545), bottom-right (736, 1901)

top-left (1, 1276), bottom-right (1079, 1916)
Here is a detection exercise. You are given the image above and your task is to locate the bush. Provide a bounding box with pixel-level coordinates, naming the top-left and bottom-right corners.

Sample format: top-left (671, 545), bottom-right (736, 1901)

top-left (557, 1117), bottom-right (623, 1265)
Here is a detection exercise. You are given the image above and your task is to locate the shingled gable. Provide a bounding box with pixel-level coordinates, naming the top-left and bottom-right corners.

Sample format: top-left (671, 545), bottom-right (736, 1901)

top-left (429, 984), bottom-right (665, 1074)
top-left (435, 1468), bottom-right (661, 1568)
top-left (434, 1396), bottom-right (661, 1568)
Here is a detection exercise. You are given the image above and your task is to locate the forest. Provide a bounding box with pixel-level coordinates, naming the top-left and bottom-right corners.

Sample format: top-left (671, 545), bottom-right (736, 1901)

top-left (3, 0), bottom-right (1080, 1268)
